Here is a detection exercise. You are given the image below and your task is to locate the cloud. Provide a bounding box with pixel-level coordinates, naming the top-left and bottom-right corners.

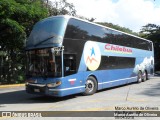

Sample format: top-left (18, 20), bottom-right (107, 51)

top-left (50, 0), bottom-right (160, 32)
top-left (67, 0), bottom-right (117, 22)
top-left (113, 0), bottom-right (160, 32)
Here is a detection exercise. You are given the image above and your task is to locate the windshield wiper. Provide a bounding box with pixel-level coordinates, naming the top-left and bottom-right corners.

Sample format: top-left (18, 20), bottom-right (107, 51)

top-left (34, 35), bottom-right (56, 47)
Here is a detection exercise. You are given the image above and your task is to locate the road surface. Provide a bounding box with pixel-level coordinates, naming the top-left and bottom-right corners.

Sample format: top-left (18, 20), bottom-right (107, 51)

top-left (0, 76), bottom-right (160, 120)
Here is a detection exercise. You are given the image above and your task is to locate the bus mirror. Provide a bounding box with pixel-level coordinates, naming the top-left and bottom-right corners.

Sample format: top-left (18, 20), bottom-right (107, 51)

top-left (51, 47), bottom-right (64, 53)
top-left (51, 48), bottom-right (54, 53)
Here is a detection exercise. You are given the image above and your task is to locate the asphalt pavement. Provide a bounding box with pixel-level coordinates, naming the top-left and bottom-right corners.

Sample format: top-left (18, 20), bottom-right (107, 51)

top-left (0, 76), bottom-right (160, 120)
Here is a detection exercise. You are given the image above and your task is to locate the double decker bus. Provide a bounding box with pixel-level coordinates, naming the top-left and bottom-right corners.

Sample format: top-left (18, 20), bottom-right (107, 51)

top-left (25, 15), bottom-right (154, 97)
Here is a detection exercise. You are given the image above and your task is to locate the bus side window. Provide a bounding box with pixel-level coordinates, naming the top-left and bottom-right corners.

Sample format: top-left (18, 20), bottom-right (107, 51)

top-left (64, 54), bottom-right (76, 76)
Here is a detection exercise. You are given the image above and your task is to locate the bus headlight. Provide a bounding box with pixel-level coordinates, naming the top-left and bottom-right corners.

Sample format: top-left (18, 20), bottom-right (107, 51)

top-left (25, 79), bottom-right (35, 85)
top-left (47, 81), bottom-right (61, 88)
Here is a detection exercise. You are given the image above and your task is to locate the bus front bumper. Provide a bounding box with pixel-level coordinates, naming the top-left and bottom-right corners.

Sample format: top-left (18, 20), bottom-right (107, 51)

top-left (25, 83), bottom-right (61, 97)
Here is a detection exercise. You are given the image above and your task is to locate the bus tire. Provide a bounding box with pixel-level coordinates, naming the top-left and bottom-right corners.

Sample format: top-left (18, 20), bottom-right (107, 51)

top-left (83, 76), bottom-right (97, 95)
top-left (142, 71), bottom-right (147, 82)
top-left (137, 71), bottom-right (142, 83)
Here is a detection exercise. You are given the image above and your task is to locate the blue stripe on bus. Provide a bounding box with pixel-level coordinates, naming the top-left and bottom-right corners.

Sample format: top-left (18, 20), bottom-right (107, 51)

top-left (49, 76), bottom-right (137, 92)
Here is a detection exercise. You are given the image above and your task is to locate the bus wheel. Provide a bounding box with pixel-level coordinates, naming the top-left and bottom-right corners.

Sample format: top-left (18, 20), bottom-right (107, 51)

top-left (83, 76), bottom-right (97, 95)
top-left (142, 71), bottom-right (147, 82)
top-left (137, 71), bottom-right (142, 83)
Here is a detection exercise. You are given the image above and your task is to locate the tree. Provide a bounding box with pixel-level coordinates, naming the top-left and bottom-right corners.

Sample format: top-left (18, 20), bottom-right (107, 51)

top-left (44, 0), bottom-right (95, 21)
top-left (0, 0), bottom-right (78, 84)
top-left (44, 0), bottom-right (76, 16)
top-left (140, 24), bottom-right (160, 71)
top-left (0, 0), bottom-right (48, 84)
top-left (140, 24), bottom-right (160, 43)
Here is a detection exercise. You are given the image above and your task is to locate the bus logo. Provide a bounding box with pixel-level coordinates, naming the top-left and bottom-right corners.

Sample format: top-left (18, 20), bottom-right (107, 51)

top-left (105, 44), bottom-right (132, 54)
top-left (84, 41), bottom-right (101, 71)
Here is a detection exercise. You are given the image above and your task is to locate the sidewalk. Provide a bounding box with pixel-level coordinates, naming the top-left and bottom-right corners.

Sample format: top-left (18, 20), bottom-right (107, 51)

top-left (0, 83), bottom-right (25, 89)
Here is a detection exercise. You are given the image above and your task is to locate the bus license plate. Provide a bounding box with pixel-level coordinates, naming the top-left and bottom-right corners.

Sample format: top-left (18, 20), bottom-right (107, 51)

top-left (34, 89), bottom-right (40, 92)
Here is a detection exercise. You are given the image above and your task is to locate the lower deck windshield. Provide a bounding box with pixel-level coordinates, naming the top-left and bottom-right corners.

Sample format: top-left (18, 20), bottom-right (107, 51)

top-left (26, 48), bottom-right (62, 78)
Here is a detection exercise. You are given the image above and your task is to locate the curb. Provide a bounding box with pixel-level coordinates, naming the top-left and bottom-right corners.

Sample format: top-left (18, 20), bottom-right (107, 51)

top-left (0, 84), bottom-right (25, 88)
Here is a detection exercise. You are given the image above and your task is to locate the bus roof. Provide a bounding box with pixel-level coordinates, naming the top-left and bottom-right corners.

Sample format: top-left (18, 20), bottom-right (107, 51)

top-left (26, 15), bottom-right (152, 50)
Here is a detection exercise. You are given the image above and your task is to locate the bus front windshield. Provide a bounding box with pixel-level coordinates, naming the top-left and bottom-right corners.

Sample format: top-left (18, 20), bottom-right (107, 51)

top-left (26, 48), bottom-right (62, 78)
top-left (26, 17), bottom-right (67, 49)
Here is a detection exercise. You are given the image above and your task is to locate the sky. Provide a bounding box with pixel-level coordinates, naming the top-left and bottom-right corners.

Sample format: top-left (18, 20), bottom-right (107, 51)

top-left (50, 0), bottom-right (160, 32)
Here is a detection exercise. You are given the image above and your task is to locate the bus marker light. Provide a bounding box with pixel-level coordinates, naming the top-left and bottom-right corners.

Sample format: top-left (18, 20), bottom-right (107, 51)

top-left (68, 79), bottom-right (76, 85)
top-left (47, 81), bottom-right (61, 88)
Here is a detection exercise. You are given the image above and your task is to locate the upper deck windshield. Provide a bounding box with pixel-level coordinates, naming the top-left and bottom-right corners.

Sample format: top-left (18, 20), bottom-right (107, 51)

top-left (26, 48), bottom-right (62, 78)
top-left (26, 17), bottom-right (68, 49)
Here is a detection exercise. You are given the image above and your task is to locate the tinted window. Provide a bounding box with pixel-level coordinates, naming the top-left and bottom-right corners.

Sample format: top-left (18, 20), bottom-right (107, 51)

top-left (99, 56), bottom-right (136, 70)
top-left (65, 18), bottom-right (152, 51)
top-left (27, 17), bottom-right (67, 49)
top-left (64, 54), bottom-right (76, 76)
top-left (65, 18), bottom-right (105, 41)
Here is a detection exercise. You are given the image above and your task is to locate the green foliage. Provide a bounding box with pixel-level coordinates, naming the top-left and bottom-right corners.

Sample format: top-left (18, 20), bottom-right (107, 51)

top-left (140, 24), bottom-right (160, 43)
top-left (45, 0), bottom-right (77, 16)
top-left (0, 0), bottom-right (48, 84)
top-left (0, 0), bottom-right (48, 49)
top-left (140, 23), bottom-right (160, 71)
top-left (0, 0), bottom-right (77, 84)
